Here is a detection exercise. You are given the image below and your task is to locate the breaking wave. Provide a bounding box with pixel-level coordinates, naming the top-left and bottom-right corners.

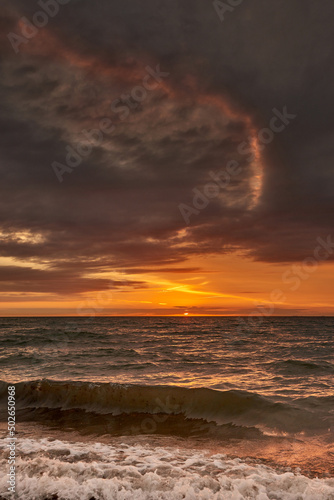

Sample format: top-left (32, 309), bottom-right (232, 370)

top-left (1, 380), bottom-right (332, 437)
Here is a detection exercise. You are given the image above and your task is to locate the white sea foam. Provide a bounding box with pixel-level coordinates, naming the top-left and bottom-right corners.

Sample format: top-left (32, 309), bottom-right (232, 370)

top-left (1, 438), bottom-right (333, 499)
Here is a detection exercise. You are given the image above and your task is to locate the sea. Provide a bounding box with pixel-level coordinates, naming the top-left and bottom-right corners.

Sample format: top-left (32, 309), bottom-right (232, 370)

top-left (0, 316), bottom-right (333, 499)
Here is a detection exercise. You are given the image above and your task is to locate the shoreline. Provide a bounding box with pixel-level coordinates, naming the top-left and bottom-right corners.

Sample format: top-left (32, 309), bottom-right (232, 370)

top-left (0, 425), bottom-right (333, 500)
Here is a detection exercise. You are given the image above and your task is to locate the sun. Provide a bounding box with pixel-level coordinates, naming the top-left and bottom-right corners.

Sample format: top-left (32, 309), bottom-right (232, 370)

top-left (184, 312), bottom-right (189, 316)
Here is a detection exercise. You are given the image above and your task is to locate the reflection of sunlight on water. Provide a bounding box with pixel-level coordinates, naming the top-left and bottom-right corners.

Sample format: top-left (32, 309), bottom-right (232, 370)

top-left (1, 317), bottom-right (333, 399)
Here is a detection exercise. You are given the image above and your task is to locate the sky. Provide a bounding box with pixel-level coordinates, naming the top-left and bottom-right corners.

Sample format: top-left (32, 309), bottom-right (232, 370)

top-left (0, 0), bottom-right (334, 316)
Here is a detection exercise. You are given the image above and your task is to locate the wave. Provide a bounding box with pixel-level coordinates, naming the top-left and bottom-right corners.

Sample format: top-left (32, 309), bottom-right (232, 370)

top-left (1, 438), bottom-right (334, 500)
top-left (1, 380), bottom-right (333, 439)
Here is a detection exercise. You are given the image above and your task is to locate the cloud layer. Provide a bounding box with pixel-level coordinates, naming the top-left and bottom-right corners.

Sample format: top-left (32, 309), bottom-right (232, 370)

top-left (1, 0), bottom-right (334, 296)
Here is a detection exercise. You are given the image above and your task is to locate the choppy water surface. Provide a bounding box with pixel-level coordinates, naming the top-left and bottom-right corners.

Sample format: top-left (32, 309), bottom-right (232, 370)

top-left (1, 316), bottom-right (333, 398)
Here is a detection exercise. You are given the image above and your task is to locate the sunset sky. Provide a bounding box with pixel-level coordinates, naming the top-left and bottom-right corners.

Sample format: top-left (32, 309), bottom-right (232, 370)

top-left (1, 0), bottom-right (334, 316)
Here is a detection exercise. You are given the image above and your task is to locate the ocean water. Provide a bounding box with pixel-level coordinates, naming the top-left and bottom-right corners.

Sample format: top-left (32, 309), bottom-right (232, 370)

top-left (0, 316), bottom-right (333, 499)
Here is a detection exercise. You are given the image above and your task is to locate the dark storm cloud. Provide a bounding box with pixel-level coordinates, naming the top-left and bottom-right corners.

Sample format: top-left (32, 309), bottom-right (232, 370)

top-left (0, 265), bottom-right (110, 294)
top-left (1, 0), bottom-right (334, 292)
top-left (0, 265), bottom-right (147, 295)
